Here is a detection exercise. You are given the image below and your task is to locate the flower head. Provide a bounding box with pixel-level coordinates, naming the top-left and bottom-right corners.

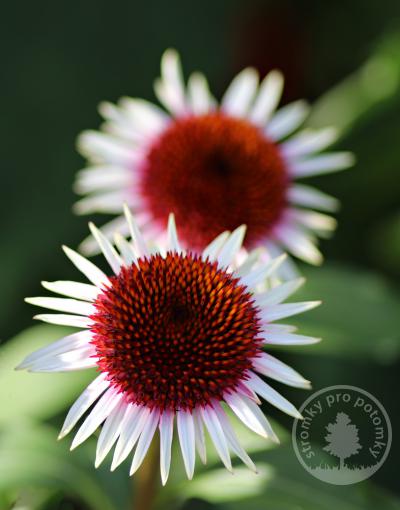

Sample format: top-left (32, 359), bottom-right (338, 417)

top-left (18, 207), bottom-right (320, 483)
top-left (75, 49), bottom-right (354, 272)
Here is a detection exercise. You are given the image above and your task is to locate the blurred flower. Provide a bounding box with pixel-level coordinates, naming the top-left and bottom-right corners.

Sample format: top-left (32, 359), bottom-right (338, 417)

top-left (75, 50), bottom-right (354, 274)
top-left (18, 207), bottom-right (320, 483)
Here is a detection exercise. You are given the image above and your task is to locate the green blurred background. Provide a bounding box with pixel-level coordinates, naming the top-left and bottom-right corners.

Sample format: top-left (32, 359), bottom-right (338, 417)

top-left (1, 0), bottom-right (400, 509)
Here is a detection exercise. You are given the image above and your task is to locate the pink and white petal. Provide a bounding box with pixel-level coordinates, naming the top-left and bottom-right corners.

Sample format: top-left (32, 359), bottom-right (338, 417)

top-left (249, 70), bottom-right (284, 126)
top-left (95, 400), bottom-right (130, 468)
top-left (202, 231), bottom-right (230, 262)
top-left (16, 330), bottom-right (93, 371)
top-left (281, 127), bottom-right (338, 158)
top-left (34, 314), bottom-right (93, 329)
top-left (263, 331), bottom-right (320, 345)
top-left (155, 49), bottom-right (187, 116)
top-left (167, 213), bottom-right (182, 253)
top-left (130, 409), bottom-right (160, 475)
top-left (41, 280), bottom-right (99, 302)
top-left (74, 165), bottom-right (132, 195)
top-left (273, 225), bottom-right (323, 265)
top-left (252, 353), bottom-right (311, 389)
top-left (212, 401), bottom-right (257, 472)
top-left (200, 406), bottom-right (232, 471)
top-left (193, 409), bottom-right (207, 464)
top-left (260, 300), bottom-right (320, 322)
top-left (240, 254), bottom-right (287, 289)
top-left (79, 215), bottom-right (130, 256)
top-left (263, 241), bottom-right (300, 281)
top-left (234, 248), bottom-right (264, 279)
top-left (289, 152), bottom-right (355, 178)
top-left (177, 410), bottom-right (196, 480)
top-left (288, 184), bottom-right (340, 212)
top-left (123, 204), bottom-right (150, 257)
top-left (187, 72), bottom-right (215, 115)
top-left (71, 387), bottom-right (123, 450)
top-left (245, 372), bottom-right (302, 419)
top-left (221, 68), bottom-right (259, 118)
top-left (74, 191), bottom-right (128, 215)
top-left (117, 97), bottom-right (169, 137)
top-left (27, 345), bottom-right (97, 372)
top-left (62, 246), bottom-right (109, 287)
top-left (159, 411), bottom-right (174, 485)
top-left (25, 297), bottom-right (95, 316)
top-left (217, 225), bottom-right (246, 268)
top-left (255, 278), bottom-right (305, 307)
top-left (224, 392), bottom-right (277, 441)
top-left (89, 223), bottom-right (123, 275)
top-left (59, 373), bottom-right (110, 439)
top-left (288, 209), bottom-right (337, 234)
top-left (266, 100), bottom-right (310, 141)
top-left (77, 130), bottom-right (140, 165)
top-left (111, 406), bottom-right (149, 471)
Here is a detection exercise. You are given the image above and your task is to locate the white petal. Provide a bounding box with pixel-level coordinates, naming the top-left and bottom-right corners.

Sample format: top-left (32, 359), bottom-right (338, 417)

top-left (262, 324), bottom-right (297, 334)
top-left (74, 165), bottom-right (132, 194)
top-left (62, 245), bottom-right (109, 288)
top-left (212, 401), bottom-right (257, 472)
top-left (255, 278), bottom-right (305, 307)
top-left (200, 406), bottom-right (232, 471)
top-left (95, 400), bottom-right (129, 467)
top-left (74, 191), bottom-right (127, 215)
top-left (281, 127), bottom-right (339, 158)
top-left (71, 388), bottom-right (122, 450)
top-left (118, 97), bottom-right (169, 136)
top-left (26, 350), bottom-right (96, 373)
top-left (42, 280), bottom-right (99, 302)
top-left (288, 184), bottom-right (340, 212)
top-left (249, 70), bottom-right (284, 126)
top-left (34, 314), bottom-right (93, 328)
top-left (114, 233), bottom-right (137, 266)
top-left (155, 49), bottom-right (187, 116)
top-left (252, 353), bottom-right (311, 388)
top-left (77, 130), bottom-right (138, 165)
top-left (239, 254), bottom-right (287, 289)
top-left (289, 209), bottom-right (337, 232)
top-left (59, 374), bottom-right (110, 439)
top-left (167, 213), bottom-right (182, 253)
top-left (187, 72), bottom-right (214, 114)
top-left (289, 152), bottom-right (355, 177)
top-left (130, 409), bottom-right (160, 475)
top-left (123, 204), bottom-right (150, 257)
top-left (224, 392), bottom-right (278, 442)
top-left (26, 297), bottom-right (94, 316)
top-left (266, 100), bottom-right (310, 140)
top-left (246, 372), bottom-right (302, 419)
top-left (159, 411), bottom-right (174, 485)
top-left (263, 331), bottom-right (320, 345)
top-left (263, 241), bottom-right (300, 281)
top-left (89, 223), bottom-right (123, 274)
top-left (234, 248), bottom-right (264, 278)
top-left (193, 409), bottom-right (207, 464)
top-left (221, 68), bottom-right (259, 118)
top-left (177, 410), bottom-right (196, 480)
top-left (217, 225), bottom-right (246, 268)
top-left (111, 406), bottom-right (149, 471)
top-left (79, 215), bottom-right (130, 256)
top-left (202, 231), bottom-right (230, 262)
top-left (274, 226), bottom-right (323, 265)
top-left (16, 330), bottom-right (93, 371)
top-left (260, 301), bottom-right (320, 322)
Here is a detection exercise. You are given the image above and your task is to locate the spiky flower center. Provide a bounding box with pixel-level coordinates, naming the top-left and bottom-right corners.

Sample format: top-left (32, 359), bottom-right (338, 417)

top-left (140, 112), bottom-right (289, 250)
top-left (91, 253), bottom-right (262, 411)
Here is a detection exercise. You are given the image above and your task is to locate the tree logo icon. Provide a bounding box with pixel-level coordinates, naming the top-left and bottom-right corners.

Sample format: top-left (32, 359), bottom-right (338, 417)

top-left (292, 385), bottom-right (392, 485)
top-left (323, 412), bottom-right (362, 469)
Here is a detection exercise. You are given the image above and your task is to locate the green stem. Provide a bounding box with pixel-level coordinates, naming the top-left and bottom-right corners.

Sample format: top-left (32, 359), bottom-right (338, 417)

top-left (133, 438), bottom-right (160, 510)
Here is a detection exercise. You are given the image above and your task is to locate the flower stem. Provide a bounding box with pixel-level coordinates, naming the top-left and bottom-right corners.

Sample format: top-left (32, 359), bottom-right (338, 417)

top-left (133, 438), bottom-right (160, 510)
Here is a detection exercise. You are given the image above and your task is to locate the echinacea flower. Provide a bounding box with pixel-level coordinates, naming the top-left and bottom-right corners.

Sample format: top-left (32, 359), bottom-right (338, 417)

top-left (18, 207), bottom-right (320, 484)
top-left (75, 49), bottom-right (354, 272)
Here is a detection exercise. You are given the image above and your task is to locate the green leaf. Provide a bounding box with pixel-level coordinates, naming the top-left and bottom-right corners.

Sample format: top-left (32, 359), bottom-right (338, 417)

top-left (271, 263), bottom-right (400, 364)
top-left (0, 421), bottom-right (127, 510)
top-left (0, 324), bottom-right (95, 425)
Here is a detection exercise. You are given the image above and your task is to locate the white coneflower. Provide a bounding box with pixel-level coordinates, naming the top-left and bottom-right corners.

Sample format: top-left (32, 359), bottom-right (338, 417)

top-left (18, 206), bottom-right (320, 484)
top-left (75, 49), bottom-right (353, 273)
